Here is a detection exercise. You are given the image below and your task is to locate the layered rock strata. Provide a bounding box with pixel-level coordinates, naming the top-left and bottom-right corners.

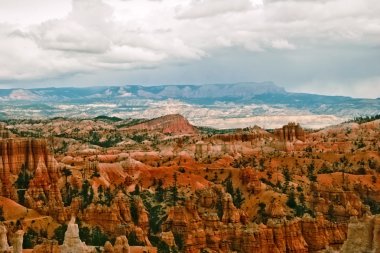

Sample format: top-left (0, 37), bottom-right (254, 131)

top-left (340, 215), bottom-right (380, 253)
top-left (81, 192), bottom-right (134, 234)
top-left (162, 188), bottom-right (348, 253)
top-left (0, 138), bottom-right (64, 220)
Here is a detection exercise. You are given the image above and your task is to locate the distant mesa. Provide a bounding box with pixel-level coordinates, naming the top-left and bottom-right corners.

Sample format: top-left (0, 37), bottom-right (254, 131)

top-left (0, 82), bottom-right (285, 101)
top-left (123, 114), bottom-right (197, 135)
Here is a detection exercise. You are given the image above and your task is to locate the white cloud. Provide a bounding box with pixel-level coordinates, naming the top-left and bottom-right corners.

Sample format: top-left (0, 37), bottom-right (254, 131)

top-left (0, 0), bottom-right (379, 95)
top-left (176, 0), bottom-right (254, 19)
top-left (32, 20), bottom-right (111, 53)
top-left (99, 45), bottom-right (166, 65)
top-left (272, 39), bottom-right (296, 49)
top-left (0, 26), bottom-right (88, 81)
top-left (0, 0), bottom-right (71, 26)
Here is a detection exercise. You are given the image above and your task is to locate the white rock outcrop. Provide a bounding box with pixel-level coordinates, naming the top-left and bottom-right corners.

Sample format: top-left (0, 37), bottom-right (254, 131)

top-left (340, 215), bottom-right (380, 253)
top-left (0, 224), bottom-right (12, 253)
top-left (10, 230), bottom-right (24, 253)
top-left (60, 217), bottom-right (95, 253)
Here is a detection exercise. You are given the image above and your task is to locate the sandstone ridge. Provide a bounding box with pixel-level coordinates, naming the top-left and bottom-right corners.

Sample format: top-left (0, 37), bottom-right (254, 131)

top-left (125, 114), bottom-right (197, 134)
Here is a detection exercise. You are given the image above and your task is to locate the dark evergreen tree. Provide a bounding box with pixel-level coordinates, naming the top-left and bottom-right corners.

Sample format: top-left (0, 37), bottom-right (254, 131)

top-left (171, 173), bottom-right (179, 205)
top-left (286, 189), bottom-right (297, 209)
top-left (155, 179), bottom-right (165, 202)
top-left (15, 164), bottom-right (31, 205)
top-left (53, 224), bottom-right (68, 244)
top-left (128, 231), bottom-right (144, 246)
top-left (225, 177), bottom-right (234, 197)
top-left (283, 167), bottom-right (291, 182)
top-left (130, 197), bottom-right (139, 224)
top-left (148, 205), bottom-right (166, 234)
top-left (97, 185), bottom-right (104, 203)
top-left (104, 187), bottom-right (113, 206)
top-left (0, 206), bottom-right (4, 221)
top-left (327, 203), bottom-right (336, 222)
top-left (79, 227), bottom-right (91, 245)
top-left (174, 233), bottom-right (184, 251)
top-left (257, 202), bottom-right (268, 223)
top-left (216, 196), bottom-right (223, 220)
top-left (81, 180), bottom-right (94, 209)
top-left (307, 162), bottom-right (317, 182)
top-left (233, 188), bottom-right (245, 208)
top-left (295, 192), bottom-right (307, 217)
top-left (133, 184), bottom-right (141, 196)
top-left (91, 227), bottom-right (109, 246)
top-left (23, 229), bottom-right (38, 249)
top-left (62, 167), bottom-right (72, 185)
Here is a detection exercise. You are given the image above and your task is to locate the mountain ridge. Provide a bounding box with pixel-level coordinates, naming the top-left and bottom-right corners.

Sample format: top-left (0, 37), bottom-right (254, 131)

top-left (0, 82), bottom-right (286, 101)
top-left (0, 82), bottom-right (379, 129)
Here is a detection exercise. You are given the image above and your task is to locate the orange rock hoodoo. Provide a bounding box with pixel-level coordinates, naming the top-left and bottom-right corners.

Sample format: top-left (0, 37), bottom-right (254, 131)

top-left (275, 122), bottom-right (306, 142)
top-left (0, 138), bottom-right (60, 202)
top-left (240, 167), bottom-right (263, 194)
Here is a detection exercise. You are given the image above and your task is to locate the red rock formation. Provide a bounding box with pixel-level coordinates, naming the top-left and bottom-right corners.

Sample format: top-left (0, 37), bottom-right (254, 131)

top-left (32, 240), bottom-right (60, 253)
top-left (301, 213), bottom-right (347, 251)
top-left (240, 167), bottom-right (263, 194)
top-left (3, 116), bottom-right (378, 253)
top-left (47, 183), bottom-right (66, 222)
top-left (134, 197), bottom-right (149, 232)
top-left (212, 127), bottom-right (269, 142)
top-left (125, 114), bottom-right (197, 135)
top-left (161, 186), bottom-right (350, 253)
top-left (161, 231), bottom-right (176, 247)
top-left (267, 200), bottom-right (286, 219)
top-left (0, 138), bottom-right (62, 219)
top-left (313, 189), bottom-right (364, 220)
top-left (113, 236), bottom-right (130, 253)
top-left (81, 192), bottom-right (133, 234)
top-left (104, 241), bottom-right (114, 253)
top-left (275, 122), bottom-right (305, 142)
top-left (221, 193), bottom-right (246, 224)
top-left (129, 246), bottom-right (157, 253)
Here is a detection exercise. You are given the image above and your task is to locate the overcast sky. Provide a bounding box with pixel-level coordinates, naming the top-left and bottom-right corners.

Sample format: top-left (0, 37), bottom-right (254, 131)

top-left (0, 0), bottom-right (379, 98)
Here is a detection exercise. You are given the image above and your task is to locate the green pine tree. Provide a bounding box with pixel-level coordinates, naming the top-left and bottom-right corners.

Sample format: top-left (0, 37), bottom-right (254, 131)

top-left (286, 189), bottom-right (297, 209)
top-left (233, 188), bottom-right (245, 208)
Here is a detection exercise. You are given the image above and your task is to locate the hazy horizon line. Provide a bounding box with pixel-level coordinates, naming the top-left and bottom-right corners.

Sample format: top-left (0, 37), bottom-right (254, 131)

top-left (0, 82), bottom-right (378, 100)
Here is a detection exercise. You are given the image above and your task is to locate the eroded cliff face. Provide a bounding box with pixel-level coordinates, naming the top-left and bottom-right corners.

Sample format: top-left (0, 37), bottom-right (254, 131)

top-left (0, 138), bottom-right (63, 221)
top-left (340, 215), bottom-right (380, 253)
top-left (161, 187), bottom-right (348, 253)
top-left (80, 192), bottom-right (134, 234)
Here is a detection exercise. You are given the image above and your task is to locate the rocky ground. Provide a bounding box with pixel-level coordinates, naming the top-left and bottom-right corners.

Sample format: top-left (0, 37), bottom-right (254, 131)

top-left (0, 114), bottom-right (379, 253)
